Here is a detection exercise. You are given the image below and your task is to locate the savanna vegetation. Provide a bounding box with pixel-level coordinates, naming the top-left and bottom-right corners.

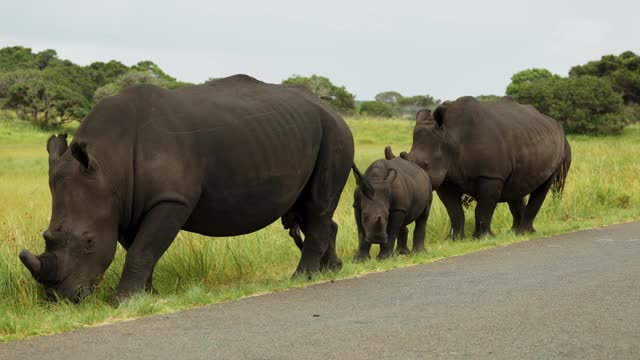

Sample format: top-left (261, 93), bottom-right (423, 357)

top-left (1, 109), bottom-right (640, 341)
top-left (1, 47), bottom-right (640, 341)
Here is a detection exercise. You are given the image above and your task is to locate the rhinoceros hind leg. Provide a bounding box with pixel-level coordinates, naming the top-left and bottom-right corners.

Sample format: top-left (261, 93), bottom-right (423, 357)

top-left (508, 198), bottom-right (525, 232)
top-left (473, 178), bottom-right (502, 238)
top-left (517, 176), bottom-right (554, 234)
top-left (412, 204), bottom-right (430, 253)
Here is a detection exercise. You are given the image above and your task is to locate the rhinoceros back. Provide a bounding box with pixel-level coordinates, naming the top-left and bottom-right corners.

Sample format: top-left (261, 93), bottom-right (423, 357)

top-left (446, 96), bottom-right (565, 200)
top-left (75, 75), bottom-right (344, 236)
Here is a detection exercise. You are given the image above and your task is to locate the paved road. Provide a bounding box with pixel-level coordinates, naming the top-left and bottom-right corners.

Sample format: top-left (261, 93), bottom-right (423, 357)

top-left (2, 222), bottom-right (639, 359)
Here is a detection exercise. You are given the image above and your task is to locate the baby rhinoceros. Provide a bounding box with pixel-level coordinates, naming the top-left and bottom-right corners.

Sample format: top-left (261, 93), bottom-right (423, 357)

top-left (352, 155), bottom-right (432, 261)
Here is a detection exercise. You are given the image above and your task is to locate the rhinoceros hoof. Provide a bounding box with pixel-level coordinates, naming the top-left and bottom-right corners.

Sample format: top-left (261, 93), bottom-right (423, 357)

top-left (352, 254), bottom-right (371, 263)
top-left (321, 256), bottom-right (343, 272)
top-left (514, 226), bottom-right (536, 235)
top-left (397, 248), bottom-right (410, 255)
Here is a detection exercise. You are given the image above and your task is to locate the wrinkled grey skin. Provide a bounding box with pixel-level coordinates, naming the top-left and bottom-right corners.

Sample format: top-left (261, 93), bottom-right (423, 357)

top-left (19, 74), bottom-right (355, 304)
top-left (387, 97), bottom-right (571, 239)
top-left (352, 157), bottom-right (432, 261)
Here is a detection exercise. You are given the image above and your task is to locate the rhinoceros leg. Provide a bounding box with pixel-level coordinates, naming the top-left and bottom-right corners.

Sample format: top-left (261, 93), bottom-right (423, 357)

top-left (473, 178), bottom-right (502, 238)
top-left (294, 213), bottom-right (340, 275)
top-left (293, 116), bottom-right (352, 276)
top-left (517, 176), bottom-right (554, 234)
top-left (112, 201), bottom-right (192, 305)
top-left (412, 204), bottom-right (431, 253)
top-left (436, 183), bottom-right (465, 239)
top-left (352, 207), bottom-right (372, 262)
top-left (118, 233), bottom-right (157, 294)
top-left (508, 198), bottom-right (525, 231)
top-left (377, 211), bottom-right (405, 259)
top-left (396, 226), bottom-right (410, 255)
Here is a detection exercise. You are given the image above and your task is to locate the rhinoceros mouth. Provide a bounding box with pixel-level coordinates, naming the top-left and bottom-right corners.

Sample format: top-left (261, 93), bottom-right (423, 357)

top-left (45, 281), bottom-right (96, 303)
top-left (365, 235), bottom-right (389, 245)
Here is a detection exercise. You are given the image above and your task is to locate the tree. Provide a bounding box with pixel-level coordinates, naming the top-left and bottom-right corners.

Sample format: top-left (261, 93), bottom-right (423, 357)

top-left (35, 49), bottom-right (58, 70)
top-left (6, 78), bottom-right (87, 127)
top-left (515, 75), bottom-right (626, 135)
top-left (398, 95), bottom-right (439, 107)
top-left (86, 60), bottom-right (129, 88)
top-left (0, 46), bottom-right (37, 72)
top-left (359, 101), bottom-right (393, 117)
top-left (375, 91), bottom-right (403, 106)
top-left (282, 75), bottom-right (355, 113)
top-left (93, 69), bottom-right (192, 103)
top-left (569, 51), bottom-right (640, 105)
top-left (506, 68), bottom-right (559, 97)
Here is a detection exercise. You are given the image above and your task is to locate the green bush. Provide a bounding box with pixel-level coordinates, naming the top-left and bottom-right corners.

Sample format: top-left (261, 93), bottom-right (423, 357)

top-left (359, 101), bottom-right (393, 117)
top-left (514, 75), bottom-right (626, 135)
top-left (569, 51), bottom-right (640, 105)
top-left (282, 74), bottom-right (355, 114)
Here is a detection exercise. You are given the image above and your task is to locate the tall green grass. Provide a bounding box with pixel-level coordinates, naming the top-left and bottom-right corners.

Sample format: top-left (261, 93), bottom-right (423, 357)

top-left (1, 111), bottom-right (639, 341)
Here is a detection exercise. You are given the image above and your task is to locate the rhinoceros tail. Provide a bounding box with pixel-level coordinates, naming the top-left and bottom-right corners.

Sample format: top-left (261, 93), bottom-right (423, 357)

top-left (551, 137), bottom-right (572, 195)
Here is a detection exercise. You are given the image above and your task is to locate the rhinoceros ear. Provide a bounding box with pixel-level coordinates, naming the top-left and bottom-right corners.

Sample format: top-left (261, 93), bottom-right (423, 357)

top-left (415, 109), bottom-right (431, 123)
top-left (70, 141), bottom-right (97, 173)
top-left (384, 169), bottom-right (397, 185)
top-left (432, 105), bottom-right (446, 127)
top-left (352, 165), bottom-right (374, 199)
top-left (47, 134), bottom-right (68, 160)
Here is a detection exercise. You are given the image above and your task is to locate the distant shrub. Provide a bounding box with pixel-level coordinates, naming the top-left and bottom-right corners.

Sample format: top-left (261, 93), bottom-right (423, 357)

top-left (510, 72), bottom-right (626, 135)
top-left (282, 74), bottom-right (355, 114)
top-left (359, 101), bottom-right (393, 117)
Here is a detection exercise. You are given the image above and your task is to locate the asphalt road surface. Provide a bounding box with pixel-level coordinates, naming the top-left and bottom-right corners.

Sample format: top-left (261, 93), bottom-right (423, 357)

top-left (2, 222), bottom-right (639, 359)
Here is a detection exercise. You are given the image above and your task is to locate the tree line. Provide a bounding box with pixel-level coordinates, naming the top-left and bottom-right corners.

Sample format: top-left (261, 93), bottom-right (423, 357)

top-left (504, 51), bottom-right (640, 135)
top-left (1, 46), bottom-right (639, 134)
top-left (0, 46), bottom-right (190, 127)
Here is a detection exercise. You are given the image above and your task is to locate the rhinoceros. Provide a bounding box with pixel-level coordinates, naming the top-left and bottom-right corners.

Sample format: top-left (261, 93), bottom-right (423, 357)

top-left (19, 74), bottom-right (355, 304)
top-left (352, 157), bottom-right (432, 261)
top-left (387, 97), bottom-right (571, 239)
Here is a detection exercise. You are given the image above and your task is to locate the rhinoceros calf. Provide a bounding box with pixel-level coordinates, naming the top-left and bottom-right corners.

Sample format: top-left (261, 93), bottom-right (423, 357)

top-left (352, 157), bottom-right (432, 261)
top-left (19, 74), bottom-right (355, 304)
top-left (387, 97), bottom-right (571, 239)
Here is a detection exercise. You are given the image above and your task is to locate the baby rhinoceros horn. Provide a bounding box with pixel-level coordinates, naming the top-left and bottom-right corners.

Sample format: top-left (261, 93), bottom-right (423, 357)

top-left (19, 249), bottom-right (41, 278)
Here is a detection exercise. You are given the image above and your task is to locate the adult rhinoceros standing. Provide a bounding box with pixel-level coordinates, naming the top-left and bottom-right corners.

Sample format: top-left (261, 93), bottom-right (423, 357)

top-left (19, 74), bottom-right (355, 304)
top-left (387, 96), bottom-right (571, 239)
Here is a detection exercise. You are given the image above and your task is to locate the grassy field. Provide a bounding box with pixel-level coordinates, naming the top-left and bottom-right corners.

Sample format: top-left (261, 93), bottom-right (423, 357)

top-left (1, 110), bottom-right (639, 341)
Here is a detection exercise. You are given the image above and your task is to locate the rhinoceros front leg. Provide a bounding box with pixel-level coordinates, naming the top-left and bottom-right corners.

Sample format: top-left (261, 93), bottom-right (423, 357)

top-left (396, 226), bottom-right (410, 255)
top-left (112, 201), bottom-right (191, 306)
top-left (352, 206), bottom-right (371, 262)
top-left (377, 211), bottom-right (405, 260)
top-left (436, 183), bottom-right (465, 239)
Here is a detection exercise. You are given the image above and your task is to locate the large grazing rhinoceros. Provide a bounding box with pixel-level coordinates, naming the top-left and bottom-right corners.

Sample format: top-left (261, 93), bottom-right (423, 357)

top-left (19, 74), bottom-right (355, 304)
top-left (386, 96), bottom-right (571, 239)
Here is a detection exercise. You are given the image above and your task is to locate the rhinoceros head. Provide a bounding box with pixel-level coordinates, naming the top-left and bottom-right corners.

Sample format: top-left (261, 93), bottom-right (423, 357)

top-left (388, 108), bottom-right (452, 190)
top-left (353, 161), bottom-right (397, 244)
top-left (19, 134), bottom-right (118, 302)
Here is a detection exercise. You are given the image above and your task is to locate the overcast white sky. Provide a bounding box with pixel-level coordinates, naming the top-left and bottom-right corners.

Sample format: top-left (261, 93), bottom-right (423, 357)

top-left (1, 0), bottom-right (638, 100)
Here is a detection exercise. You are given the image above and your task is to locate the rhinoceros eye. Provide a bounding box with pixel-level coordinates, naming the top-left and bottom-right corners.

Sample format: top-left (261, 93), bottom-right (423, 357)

top-left (82, 233), bottom-right (96, 253)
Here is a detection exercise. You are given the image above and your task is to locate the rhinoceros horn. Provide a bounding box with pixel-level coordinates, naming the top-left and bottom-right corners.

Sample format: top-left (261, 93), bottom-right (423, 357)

top-left (19, 249), bottom-right (41, 278)
top-left (384, 146), bottom-right (396, 160)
